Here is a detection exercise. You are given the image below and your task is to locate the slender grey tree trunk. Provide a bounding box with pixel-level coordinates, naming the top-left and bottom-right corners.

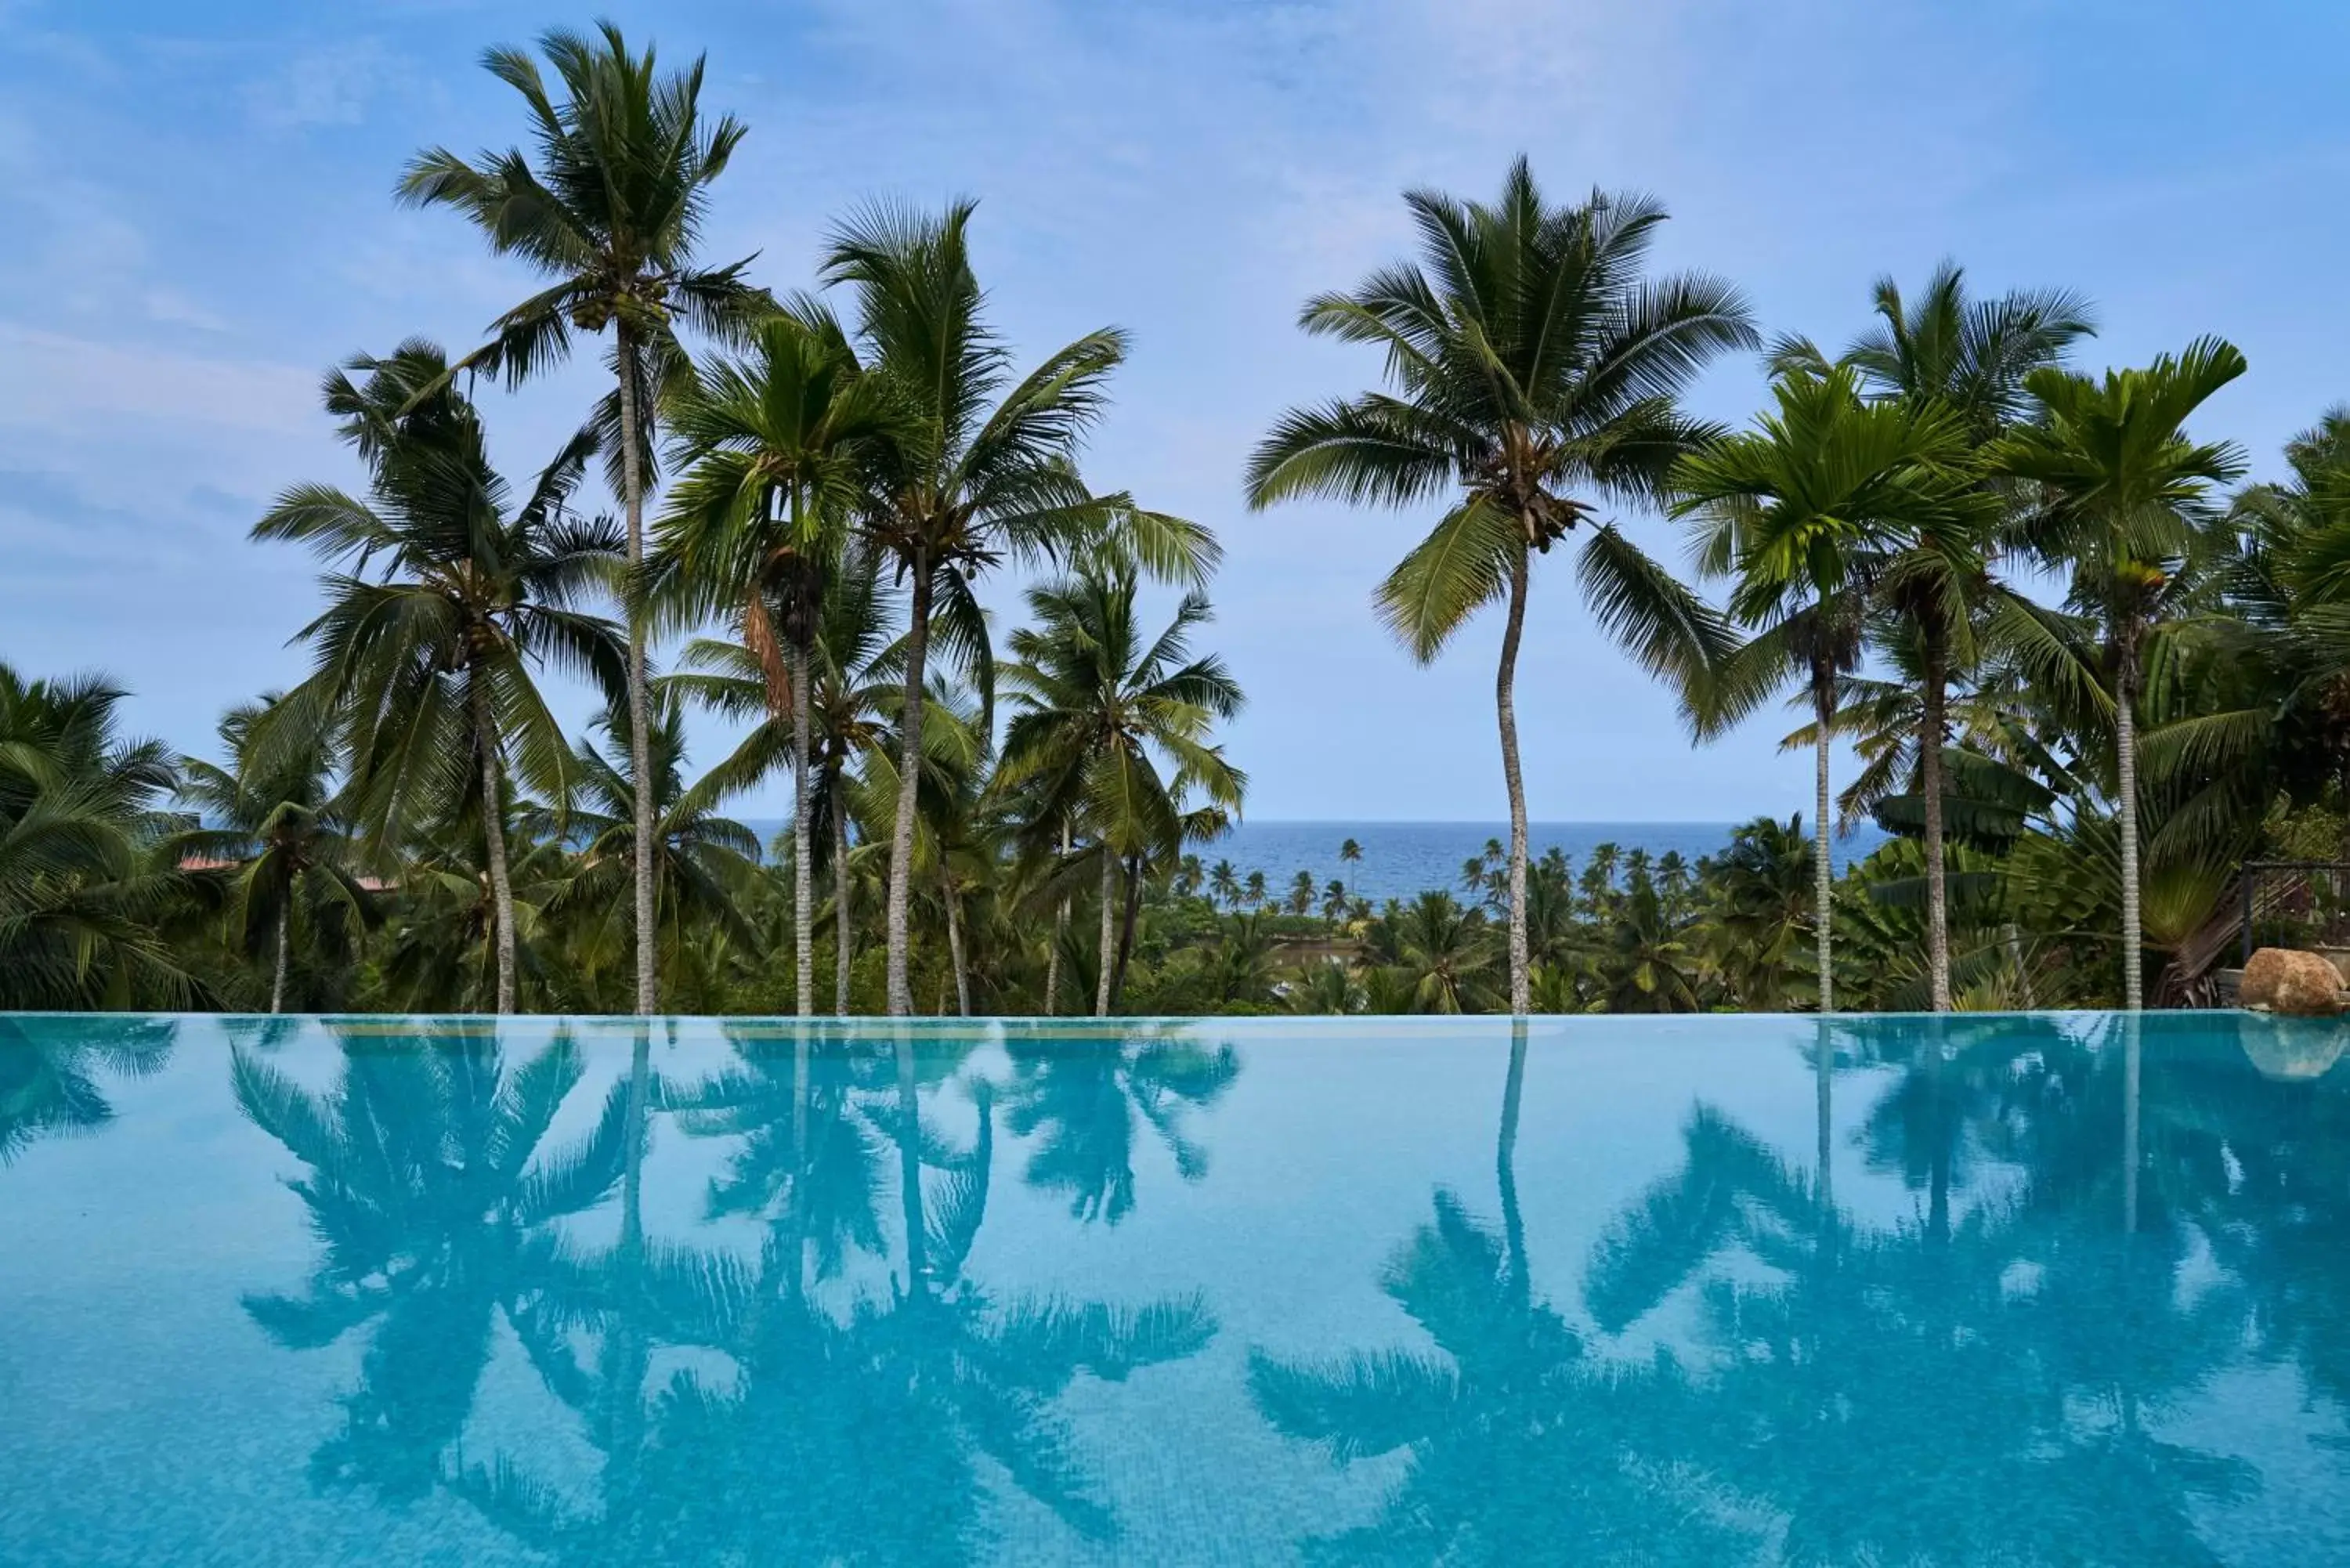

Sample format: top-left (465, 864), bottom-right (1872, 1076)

top-left (616, 329), bottom-right (658, 1018)
top-left (471, 674), bottom-right (518, 1014)
top-left (2118, 641), bottom-right (2143, 1011)
top-left (1813, 668), bottom-right (1836, 1016)
top-left (1497, 547), bottom-right (1532, 1015)
top-left (833, 773), bottom-right (854, 1016)
top-left (269, 901), bottom-right (291, 1016)
top-left (1922, 629), bottom-right (1952, 1013)
top-left (1094, 847), bottom-right (1118, 1018)
top-left (1112, 852), bottom-right (1144, 1009)
top-left (885, 562), bottom-right (932, 1016)
top-left (1045, 822), bottom-right (1070, 1016)
top-left (792, 647), bottom-right (815, 1018)
top-left (944, 877), bottom-right (971, 1017)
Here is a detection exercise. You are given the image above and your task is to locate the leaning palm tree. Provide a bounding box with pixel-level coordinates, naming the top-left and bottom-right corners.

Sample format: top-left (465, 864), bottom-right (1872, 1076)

top-left (400, 21), bottom-right (766, 1017)
top-left (255, 342), bottom-right (628, 1014)
top-left (1996, 338), bottom-right (2248, 1009)
top-left (650, 308), bottom-right (898, 1015)
top-left (821, 200), bottom-right (1217, 1015)
top-left (1778, 263), bottom-right (2094, 1010)
top-left (995, 567), bottom-right (1246, 1017)
top-left (1672, 366), bottom-right (1985, 1012)
top-left (1246, 157), bottom-right (1753, 1013)
top-left (177, 695), bottom-right (373, 1013)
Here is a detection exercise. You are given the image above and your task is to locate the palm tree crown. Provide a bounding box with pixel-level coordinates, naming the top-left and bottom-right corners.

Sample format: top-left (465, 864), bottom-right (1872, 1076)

top-left (254, 341), bottom-right (627, 1012)
top-left (1247, 157), bottom-right (1755, 1012)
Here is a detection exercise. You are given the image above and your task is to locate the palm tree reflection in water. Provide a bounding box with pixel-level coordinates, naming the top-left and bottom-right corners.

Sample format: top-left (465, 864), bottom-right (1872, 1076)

top-left (233, 1021), bottom-right (635, 1502)
top-left (1249, 1015), bottom-right (2350, 1565)
top-left (241, 1019), bottom-right (1223, 1561)
top-left (228, 1014), bottom-right (2350, 1562)
top-left (0, 1013), bottom-right (175, 1168)
top-left (1001, 1024), bottom-right (1239, 1225)
top-left (1249, 1021), bottom-right (1760, 1565)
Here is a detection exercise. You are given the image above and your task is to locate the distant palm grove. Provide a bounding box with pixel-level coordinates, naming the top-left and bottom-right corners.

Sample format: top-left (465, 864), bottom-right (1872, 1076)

top-left (7, 23), bottom-right (2347, 1020)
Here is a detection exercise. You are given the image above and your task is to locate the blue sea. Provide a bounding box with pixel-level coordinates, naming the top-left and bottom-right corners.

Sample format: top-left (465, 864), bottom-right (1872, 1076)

top-left (742, 818), bottom-right (1886, 900)
top-left (1208, 820), bottom-right (1885, 903)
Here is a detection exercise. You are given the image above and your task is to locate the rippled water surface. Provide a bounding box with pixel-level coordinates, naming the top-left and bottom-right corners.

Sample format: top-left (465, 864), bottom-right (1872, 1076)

top-left (2, 1010), bottom-right (2347, 1565)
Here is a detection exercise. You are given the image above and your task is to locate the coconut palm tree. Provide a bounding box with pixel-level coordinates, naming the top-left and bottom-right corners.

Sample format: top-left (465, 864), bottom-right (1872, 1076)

top-left (671, 549), bottom-right (916, 1014)
top-left (1705, 815), bottom-right (1818, 1010)
top-left (1778, 263), bottom-right (2095, 1011)
top-left (1338, 836), bottom-right (1363, 894)
top-left (1246, 158), bottom-right (1753, 1013)
top-left (400, 20), bottom-right (767, 1017)
top-left (651, 308), bottom-right (898, 1016)
top-left (1672, 365), bottom-right (1986, 1012)
top-left (820, 201), bottom-right (1217, 1016)
top-left (177, 695), bottom-right (374, 1013)
top-left (255, 342), bottom-right (627, 1014)
top-left (532, 695), bottom-right (765, 1006)
top-left (1996, 338), bottom-right (2248, 1009)
top-left (996, 567), bottom-right (1246, 1017)
top-left (0, 666), bottom-right (195, 1010)
top-left (1209, 859), bottom-right (1240, 910)
top-left (1386, 890), bottom-right (1503, 1014)
top-left (1286, 869), bottom-right (1316, 916)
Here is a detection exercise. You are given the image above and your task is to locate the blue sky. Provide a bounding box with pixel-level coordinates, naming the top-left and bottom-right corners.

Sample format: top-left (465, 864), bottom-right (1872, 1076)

top-left (4, 0), bottom-right (2348, 822)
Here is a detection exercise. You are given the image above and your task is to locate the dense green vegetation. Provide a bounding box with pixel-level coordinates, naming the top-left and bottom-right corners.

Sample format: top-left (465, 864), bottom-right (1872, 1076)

top-left (5, 23), bottom-right (2346, 1019)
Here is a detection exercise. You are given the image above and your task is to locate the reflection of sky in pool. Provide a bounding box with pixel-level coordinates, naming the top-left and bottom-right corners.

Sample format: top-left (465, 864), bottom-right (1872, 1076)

top-left (3, 1011), bottom-right (2348, 1564)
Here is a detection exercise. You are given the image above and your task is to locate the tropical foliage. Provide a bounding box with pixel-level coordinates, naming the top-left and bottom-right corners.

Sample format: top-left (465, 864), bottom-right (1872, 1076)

top-left (2, 23), bottom-right (2336, 1020)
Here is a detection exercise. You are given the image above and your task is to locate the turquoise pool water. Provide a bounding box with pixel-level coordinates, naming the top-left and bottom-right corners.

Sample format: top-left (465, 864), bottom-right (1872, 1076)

top-left (2, 1011), bottom-right (2347, 1564)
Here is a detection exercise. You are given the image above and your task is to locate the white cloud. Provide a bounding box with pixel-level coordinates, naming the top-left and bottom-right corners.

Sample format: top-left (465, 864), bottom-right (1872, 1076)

top-left (244, 39), bottom-right (400, 129)
top-left (142, 287), bottom-right (230, 332)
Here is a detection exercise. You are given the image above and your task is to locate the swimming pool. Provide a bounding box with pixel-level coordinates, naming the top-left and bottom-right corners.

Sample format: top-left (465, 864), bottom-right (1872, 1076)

top-left (2, 1010), bottom-right (2345, 1564)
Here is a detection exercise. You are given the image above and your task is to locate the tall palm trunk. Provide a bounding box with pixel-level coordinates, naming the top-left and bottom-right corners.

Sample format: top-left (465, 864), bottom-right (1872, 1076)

top-left (833, 773), bottom-right (854, 1015)
top-left (616, 328), bottom-right (658, 1018)
top-left (1112, 851), bottom-right (1144, 1010)
top-left (2117, 636), bottom-right (2143, 1011)
top-left (269, 901), bottom-right (291, 1016)
top-left (1921, 625), bottom-right (1952, 1012)
top-left (469, 672), bottom-right (517, 1014)
top-left (1497, 546), bottom-right (1532, 1015)
top-left (1045, 825), bottom-right (1070, 1016)
top-left (791, 647), bottom-right (815, 1018)
top-left (1813, 663), bottom-right (1836, 1015)
top-left (885, 560), bottom-right (932, 1016)
top-left (944, 876), bottom-right (971, 1017)
top-left (1094, 847), bottom-right (1117, 1018)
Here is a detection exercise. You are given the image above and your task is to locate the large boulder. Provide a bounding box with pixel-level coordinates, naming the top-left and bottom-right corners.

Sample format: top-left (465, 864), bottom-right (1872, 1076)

top-left (2240, 947), bottom-right (2349, 1017)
